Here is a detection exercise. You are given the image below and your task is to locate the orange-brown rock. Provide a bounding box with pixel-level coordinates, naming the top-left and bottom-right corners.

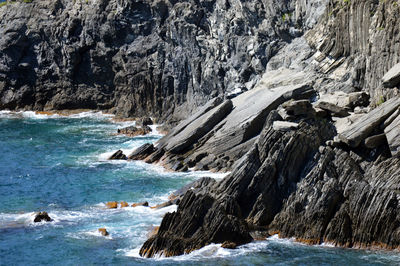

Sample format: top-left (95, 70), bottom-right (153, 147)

top-left (221, 241), bottom-right (237, 249)
top-left (117, 126), bottom-right (152, 137)
top-left (147, 226), bottom-right (159, 237)
top-left (98, 228), bottom-right (109, 236)
top-left (120, 201), bottom-right (129, 208)
top-left (150, 200), bottom-right (173, 209)
top-left (105, 201), bottom-right (118, 209)
top-left (131, 201), bottom-right (149, 207)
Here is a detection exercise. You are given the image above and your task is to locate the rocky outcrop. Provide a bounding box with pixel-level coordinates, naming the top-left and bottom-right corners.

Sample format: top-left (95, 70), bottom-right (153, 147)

top-left (98, 228), bottom-right (109, 236)
top-left (0, 0), bottom-right (326, 122)
top-left (33, 211), bottom-right (52, 223)
top-left (383, 63), bottom-right (400, 88)
top-left (108, 150), bottom-right (127, 160)
top-left (117, 125), bottom-right (152, 137)
top-left (128, 143), bottom-right (154, 160)
top-left (137, 69), bottom-right (317, 172)
top-left (140, 97), bottom-right (400, 257)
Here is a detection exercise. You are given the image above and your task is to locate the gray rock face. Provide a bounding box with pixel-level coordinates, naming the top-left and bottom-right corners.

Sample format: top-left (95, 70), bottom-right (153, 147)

top-left (128, 143), bottom-right (154, 160)
top-left (0, 0), bottom-right (326, 121)
top-left (384, 113), bottom-right (400, 156)
top-left (383, 63), bottom-right (400, 88)
top-left (272, 121), bottom-right (299, 131)
top-left (147, 69), bottom-right (316, 171)
top-left (338, 97), bottom-right (400, 147)
top-left (140, 110), bottom-right (400, 257)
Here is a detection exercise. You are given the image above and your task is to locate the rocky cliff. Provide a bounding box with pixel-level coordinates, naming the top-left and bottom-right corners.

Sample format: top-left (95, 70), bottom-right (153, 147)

top-left (0, 0), bottom-right (324, 121)
top-left (2, 0), bottom-right (400, 259)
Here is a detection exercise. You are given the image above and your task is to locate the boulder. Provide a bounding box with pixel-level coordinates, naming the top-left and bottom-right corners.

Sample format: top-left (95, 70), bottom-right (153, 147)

top-left (117, 126), bottom-right (152, 137)
top-left (318, 91), bottom-right (369, 109)
top-left (384, 113), bottom-right (400, 156)
top-left (281, 99), bottom-right (315, 118)
top-left (314, 101), bottom-right (349, 117)
top-left (338, 97), bottom-right (400, 147)
top-left (33, 212), bottom-right (52, 223)
top-left (98, 228), bottom-right (109, 236)
top-left (383, 108), bottom-right (400, 128)
top-left (128, 143), bottom-right (154, 160)
top-left (383, 63), bottom-right (400, 88)
top-left (108, 150), bottom-right (127, 160)
top-left (131, 201), bottom-right (149, 207)
top-left (273, 121), bottom-right (299, 131)
top-left (106, 201), bottom-right (118, 209)
top-left (364, 134), bottom-right (387, 149)
top-left (138, 117), bottom-right (153, 127)
top-left (120, 201), bottom-right (129, 208)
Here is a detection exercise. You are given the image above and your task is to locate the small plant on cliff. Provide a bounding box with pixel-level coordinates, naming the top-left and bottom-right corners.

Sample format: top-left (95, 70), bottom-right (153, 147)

top-left (377, 96), bottom-right (385, 106)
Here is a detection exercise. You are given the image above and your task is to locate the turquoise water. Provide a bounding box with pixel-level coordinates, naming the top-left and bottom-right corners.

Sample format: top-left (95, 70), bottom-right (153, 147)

top-left (0, 111), bottom-right (399, 265)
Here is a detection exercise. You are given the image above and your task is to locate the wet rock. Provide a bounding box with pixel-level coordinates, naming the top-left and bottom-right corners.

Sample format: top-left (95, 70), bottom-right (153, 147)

top-left (138, 117), bottom-right (153, 127)
top-left (117, 126), bottom-right (152, 137)
top-left (339, 97), bottom-right (400, 147)
top-left (128, 143), bottom-right (154, 160)
top-left (364, 134), bottom-right (387, 149)
top-left (106, 202), bottom-right (118, 209)
top-left (33, 212), bottom-right (52, 223)
top-left (150, 201), bottom-right (173, 210)
top-left (384, 113), bottom-right (400, 156)
top-left (273, 121), bottom-right (299, 131)
top-left (221, 241), bottom-right (237, 249)
top-left (131, 201), bottom-right (149, 207)
top-left (108, 150), bottom-right (127, 160)
top-left (120, 201), bottom-right (129, 208)
top-left (383, 63), bottom-right (400, 88)
top-left (98, 228), bottom-right (109, 236)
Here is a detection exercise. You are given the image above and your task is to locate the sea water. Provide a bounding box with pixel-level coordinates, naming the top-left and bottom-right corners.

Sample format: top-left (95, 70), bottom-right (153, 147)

top-left (0, 111), bottom-right (399, 265)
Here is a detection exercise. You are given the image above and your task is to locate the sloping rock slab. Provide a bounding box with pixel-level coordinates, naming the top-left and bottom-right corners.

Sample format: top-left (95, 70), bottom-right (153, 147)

top-left (384, 113), bottom-right (400, 156)
top-left (128, 143), bottom-right (154, 160)
top-left (383, 63), bottom-right (400, 88)
top-left (338, 97), bottom-right (400, 147)
top-left (165, 99), bottom-right (233, 153)
top-left (273, 121), bottom-right (299, 131)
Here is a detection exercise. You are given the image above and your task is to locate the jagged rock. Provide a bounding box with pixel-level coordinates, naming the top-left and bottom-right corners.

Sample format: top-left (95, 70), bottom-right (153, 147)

top-left (117, 126), bottom-right (152, 137)
top-left (128, 143), bottom-right (154, 160)
top-left (108, 150), bottom-right (127, 160)
top-left (98, 228), bottom-right (109, 236)
top-left (384, 113), bottom-right (400, 156)
top-left (149, 70), bottom-right (316, 171)
top-left (105, 202), bottom-right (118, 209)
top-left (314, 101), bottom-right (349, 117)
top-left (364, 134), bottom-right (387, 149)
top-left (120, 201), bottom-right (129, 208)
top-left (273, 121), bottom-right (299, 131)
top-left (383, 63), bottom-right (400, 88)
top-left (338, 97), bottom-right (400, 147)
top-left (33, 212), bottom-right (52, 223)
top-left (140, 119), bottom-right (335, 257)
top-left (131, 201), bottom-right (149, 207)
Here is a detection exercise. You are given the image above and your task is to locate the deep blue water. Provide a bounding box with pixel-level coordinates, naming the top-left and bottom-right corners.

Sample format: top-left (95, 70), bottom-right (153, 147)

top-left (0, 111), bottom-right (399, 265)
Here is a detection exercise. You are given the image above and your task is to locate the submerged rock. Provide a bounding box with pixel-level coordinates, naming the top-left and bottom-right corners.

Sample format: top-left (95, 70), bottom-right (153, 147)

top-left (120, 201), bottom-right (129, 208)
top-left (33, 212), bottom-right (52, 223)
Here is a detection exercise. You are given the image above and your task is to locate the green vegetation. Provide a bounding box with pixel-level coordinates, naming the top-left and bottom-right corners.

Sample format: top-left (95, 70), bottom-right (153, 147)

top-left (377, 96), bottom-right (385, 106)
